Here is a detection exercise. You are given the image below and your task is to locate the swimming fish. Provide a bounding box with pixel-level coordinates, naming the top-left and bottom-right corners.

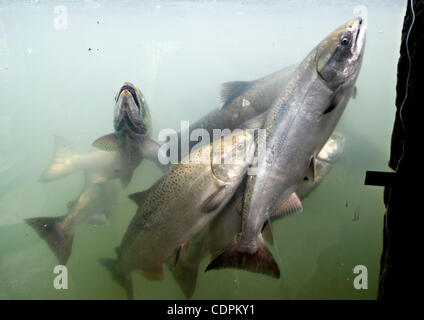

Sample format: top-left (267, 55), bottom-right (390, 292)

top-left (99, 129), bottom-right (255, 299)
top-left (206, 17), bottom-right (366, 278)
top-left (38, 82), bottom-right (163, 187)
top-left (169, 132), bottom-right (345, 298)
top-left (65, 182), bottom-right (117, 226)
top-left (26, 83), bottom-right (161, 264)
top-left (25, 181), bottom-right (117, 264)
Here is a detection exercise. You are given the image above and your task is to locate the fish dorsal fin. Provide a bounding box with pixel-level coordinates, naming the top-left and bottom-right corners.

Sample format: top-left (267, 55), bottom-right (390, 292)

top-left (200, 186), bottom-right (227, 213)
top-left (128, 190), bottom-right (149, 206)
top-left (220, 81), bottom-right (252, 110)
top-left (240, 111), bottom-right (267, 130)
top-left (92, 133), bottom-right (120, 151)
top-left (270, 192), bottom-right (303, 220)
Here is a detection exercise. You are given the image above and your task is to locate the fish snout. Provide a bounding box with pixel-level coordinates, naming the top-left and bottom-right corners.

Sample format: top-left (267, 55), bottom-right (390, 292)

top-left (342, 16), bottom-right (366, 57)
top-left (353, 16), bottom-right (367, 56)
top-left (114, 94), bottom-right (142, 132)
top-left (113, 82), bottom-right (150, 135)
top-left (118, 90), bottom-right (135, 110)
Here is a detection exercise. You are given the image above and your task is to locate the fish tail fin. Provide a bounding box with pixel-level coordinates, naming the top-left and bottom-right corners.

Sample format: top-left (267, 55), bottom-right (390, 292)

top-left (25, 216), bottom-right (74, 265)
top-left (98, 258), bottom-right (133, 300)
top-left (205, 235), bottom-right (280, 279)
top-left (39, 135), bottom-right (75, 182)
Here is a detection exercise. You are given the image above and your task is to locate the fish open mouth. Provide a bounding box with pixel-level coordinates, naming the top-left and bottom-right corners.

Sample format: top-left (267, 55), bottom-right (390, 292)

top-left (354, 18), bottom-right (362, 45)
top-left (353, 16), bottom-right (366, 56)
top-left (118, 85), bottom-right (140, 110)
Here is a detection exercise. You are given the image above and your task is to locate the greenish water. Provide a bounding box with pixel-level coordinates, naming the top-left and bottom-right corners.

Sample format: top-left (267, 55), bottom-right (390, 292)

top-left (0, 0), bottom-right (404, 299)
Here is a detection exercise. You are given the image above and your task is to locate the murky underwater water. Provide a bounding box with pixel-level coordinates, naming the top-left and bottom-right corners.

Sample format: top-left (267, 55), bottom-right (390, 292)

top-left (0, 0), bottom-right (405, 299)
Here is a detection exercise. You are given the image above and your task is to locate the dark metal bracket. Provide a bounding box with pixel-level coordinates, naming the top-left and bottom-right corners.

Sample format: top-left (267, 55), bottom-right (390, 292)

top-left (364, 171), bottom-right (396, 187)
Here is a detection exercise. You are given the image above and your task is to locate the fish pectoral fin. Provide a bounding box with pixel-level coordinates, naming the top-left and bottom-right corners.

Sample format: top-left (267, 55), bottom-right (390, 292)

top-left (140, 137), bottom-right (169, 173)
top-left (200, 186), bottom-right (227, 213)
top-left (270, 192), bottom-right (303, 220)
top-left (323, 85), bottom-right (344, 115)
top-left (174, 246), bottom-right (182, 267)
top-left (128, 190), bottom-right (149, 206)
top-left (180, 242), bottom-right (191, 258)
top-left (352, 86), bottom-right (357, 99)
top-left (240, 112), bottom-right (267, 130)
top-left (166, 253), bottom-right (199, 299)
top-left (92, 133), bottom-right (120, 151)
top-left (171, 261), bottom-right (199, 299)
top-left (98, 257), bottom-right (134, 300)
top-left (262, 221), bottom-right (274, 245)
top-left (220, 80), bottom-right (251, 109)
top-left (306, 157), bottom-right (317, 182)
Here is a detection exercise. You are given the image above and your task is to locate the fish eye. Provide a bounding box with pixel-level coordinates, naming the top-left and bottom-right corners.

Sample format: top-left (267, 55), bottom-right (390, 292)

top-left (236, 143), bottom-right (244, 151)
top-left (340, 35), bottom-right (350, 46)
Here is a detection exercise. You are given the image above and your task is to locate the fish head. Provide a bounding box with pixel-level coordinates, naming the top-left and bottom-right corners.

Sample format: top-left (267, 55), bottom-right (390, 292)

top-left (211, 129), bottom-right (255, 183)
top-left (315, 17), bottom-right (366, 90)
top-left (114, 82), bottom-right (151, 135)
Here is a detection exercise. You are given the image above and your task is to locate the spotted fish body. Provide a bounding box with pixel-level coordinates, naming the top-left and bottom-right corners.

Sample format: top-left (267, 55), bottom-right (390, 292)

top-left (169, 133), bottom-right (345, 298)
top-left (100, 130), bottom-right (255, 299)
